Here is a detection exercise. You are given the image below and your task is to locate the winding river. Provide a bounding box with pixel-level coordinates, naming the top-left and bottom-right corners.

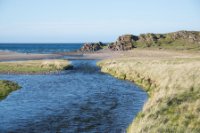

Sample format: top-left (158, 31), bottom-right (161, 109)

top-left (0, 60), bottom-right (147, 133)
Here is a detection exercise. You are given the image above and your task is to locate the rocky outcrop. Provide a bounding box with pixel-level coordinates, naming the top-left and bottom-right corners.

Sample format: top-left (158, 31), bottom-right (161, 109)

top-left (137, 31), bottom-right (200, 48)
top-left (165, 31), bottom-right (200, 43)
top-left (108, 35), bottom-right (138, 51)
top-left (80, 42), bottom-right (105, 52)
top-left (79, 31), bottom-right (200, 52)
top-left (138, 33), bottom-right (161, 47)
top-left (108, 31), bottom-right (200, 51)
top-left (138, 31), bottom-right (200, 45)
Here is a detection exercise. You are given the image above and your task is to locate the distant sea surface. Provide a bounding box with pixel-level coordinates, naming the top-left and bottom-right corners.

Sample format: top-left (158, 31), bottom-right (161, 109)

top-left (0, 43), bottom-right (83, 54)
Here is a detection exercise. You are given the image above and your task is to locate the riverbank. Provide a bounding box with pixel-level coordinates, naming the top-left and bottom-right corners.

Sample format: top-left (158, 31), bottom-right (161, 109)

top-left (0, 80), bottom-right (21, 100)
top-left (0, 59), bottom-right (72, 74)
top-left (97, 50), bottom-right (200, 132)
top-left (0, 59), bottom-right (147, 132)
top-left (1, 48), bottom-right (200, 132)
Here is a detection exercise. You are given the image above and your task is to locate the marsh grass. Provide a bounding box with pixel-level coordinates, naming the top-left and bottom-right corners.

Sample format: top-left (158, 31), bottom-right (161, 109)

top-left (0, 80), bottom-right (21, 100)
top-left (98, 50), bottom-right (200, 133)
top-left (0, 59), bottom-right (72, 74)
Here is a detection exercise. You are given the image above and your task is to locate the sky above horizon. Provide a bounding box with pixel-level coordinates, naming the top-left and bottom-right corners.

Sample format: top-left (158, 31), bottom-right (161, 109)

top-left (0, 0), bottom-right (200, 43)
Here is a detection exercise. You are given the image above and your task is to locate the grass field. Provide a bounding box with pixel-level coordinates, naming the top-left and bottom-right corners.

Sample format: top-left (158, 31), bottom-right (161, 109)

top-left (0, 80), bottom-right (21, 100)
top-left (98, 50), bottom-right (200, 133)
top-left (0, 59), bottom-right (72, 74)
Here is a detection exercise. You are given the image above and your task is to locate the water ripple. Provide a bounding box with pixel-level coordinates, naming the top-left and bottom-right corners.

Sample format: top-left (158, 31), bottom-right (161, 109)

top-left (0, 60), bottom-right (147, 133)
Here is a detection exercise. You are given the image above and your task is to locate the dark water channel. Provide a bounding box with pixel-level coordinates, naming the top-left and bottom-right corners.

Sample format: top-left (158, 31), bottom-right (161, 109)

top-left (0, 60), bottom-right (147, 133)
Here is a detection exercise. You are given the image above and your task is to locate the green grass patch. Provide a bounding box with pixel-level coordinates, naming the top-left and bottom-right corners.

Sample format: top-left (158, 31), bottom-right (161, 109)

top-left (0, 59), bottom-right (72, 74)
top-left (134, 39), bottom-right (200, 51)
top-left (0, 80), bottom-right (21, 100)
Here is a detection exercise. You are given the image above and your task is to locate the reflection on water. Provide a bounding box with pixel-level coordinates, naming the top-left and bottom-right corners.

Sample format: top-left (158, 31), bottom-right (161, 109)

top-left (0, 60), bottom-right (147, 133)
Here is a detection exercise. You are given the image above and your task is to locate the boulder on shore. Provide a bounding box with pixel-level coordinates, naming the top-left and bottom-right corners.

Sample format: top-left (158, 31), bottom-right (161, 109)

top-left (80, 42), bottom-right (105, 52)
top-left (108, 34), bottom-right (138, 51)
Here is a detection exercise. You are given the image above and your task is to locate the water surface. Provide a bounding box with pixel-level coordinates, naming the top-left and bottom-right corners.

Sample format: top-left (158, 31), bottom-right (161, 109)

top-left (0, 43), bottom-right (83, 54)
top-left (0, 60), bottom-right (147, 133)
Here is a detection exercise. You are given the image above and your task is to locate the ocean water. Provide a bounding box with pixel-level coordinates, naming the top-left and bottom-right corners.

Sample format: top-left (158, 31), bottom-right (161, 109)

top-left (0, 43), bottom-right (83, 54)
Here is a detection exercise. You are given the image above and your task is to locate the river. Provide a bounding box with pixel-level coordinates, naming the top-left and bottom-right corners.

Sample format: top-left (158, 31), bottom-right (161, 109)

top-left (0, 60), bottom-right (147, 133)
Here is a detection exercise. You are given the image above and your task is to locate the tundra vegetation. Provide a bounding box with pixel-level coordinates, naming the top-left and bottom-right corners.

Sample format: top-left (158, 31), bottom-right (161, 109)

top-left (0, 59), bottom-right (72, 74)
top-left (98, 50), bottom-right (200, 133)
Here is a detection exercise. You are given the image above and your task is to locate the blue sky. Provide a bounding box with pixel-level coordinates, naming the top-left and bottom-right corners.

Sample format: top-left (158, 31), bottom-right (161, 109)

top-left (0, 0), bottom-right (200, 43)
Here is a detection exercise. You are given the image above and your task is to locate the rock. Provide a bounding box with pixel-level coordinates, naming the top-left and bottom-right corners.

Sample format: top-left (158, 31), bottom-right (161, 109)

top-left (85, 31), bottom-right (200, 51)
top-left (80, 42), bottom-right (105, 52)
top-left (139, 33), bottom-right (161, 42)
top-left (108, 34), bottom-right (138, 51)
top-left (138, 33), bottom-right (159, 47)
top-left (166, 31), bottom-right (200, 43)
top-left (112, 31), bottom-right (200, 48)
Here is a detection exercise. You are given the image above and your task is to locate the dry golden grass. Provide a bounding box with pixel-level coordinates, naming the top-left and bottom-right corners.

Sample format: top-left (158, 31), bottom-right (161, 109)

top-left (98, 50), bottom-right (200, 133)
top-left (0, 59), bottom-right (72, 74)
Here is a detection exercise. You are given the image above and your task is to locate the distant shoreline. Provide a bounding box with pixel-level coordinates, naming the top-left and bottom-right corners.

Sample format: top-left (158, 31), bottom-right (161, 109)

top-left (0, 51), bottom-right (63, 62)
top-left (1, 47), bottom-right (199, 62)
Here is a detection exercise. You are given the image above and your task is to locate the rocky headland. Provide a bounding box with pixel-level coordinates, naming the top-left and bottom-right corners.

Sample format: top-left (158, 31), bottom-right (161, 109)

top-left (79, 30), bottom-right (200, 52)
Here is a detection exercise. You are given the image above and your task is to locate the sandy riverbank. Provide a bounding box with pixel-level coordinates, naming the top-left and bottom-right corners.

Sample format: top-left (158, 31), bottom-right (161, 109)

top-left (0, 51), bottom-right (62, 61)
top-left (1, 48), bottom-right (199, 61)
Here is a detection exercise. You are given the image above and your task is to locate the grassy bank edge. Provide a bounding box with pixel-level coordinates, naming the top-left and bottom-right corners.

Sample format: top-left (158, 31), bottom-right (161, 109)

top-left (0, 80), bottom-right (21, 100)
top-left (97, 60), bottom-right (152, 132)
top-left (97, 58), bottom-right (200, 133)
top-left (0, 59), bottom-right (73, 74)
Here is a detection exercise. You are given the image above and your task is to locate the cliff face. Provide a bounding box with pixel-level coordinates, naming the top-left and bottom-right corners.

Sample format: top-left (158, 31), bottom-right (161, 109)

top-left (108, 31), bottom-right (200, 51)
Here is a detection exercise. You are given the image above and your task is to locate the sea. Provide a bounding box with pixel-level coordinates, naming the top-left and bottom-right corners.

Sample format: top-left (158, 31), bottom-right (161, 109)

top-left (0, 43), bottom-right (83, 53)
